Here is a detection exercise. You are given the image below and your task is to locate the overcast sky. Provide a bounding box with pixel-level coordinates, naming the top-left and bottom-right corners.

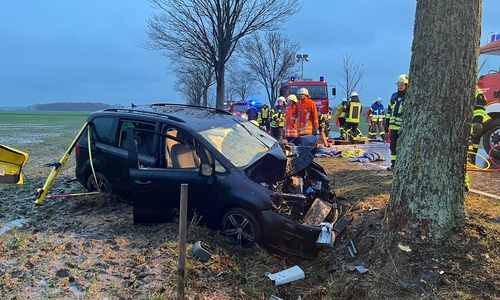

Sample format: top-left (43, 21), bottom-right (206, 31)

top-left (1, 1), bottom-right (499, 108)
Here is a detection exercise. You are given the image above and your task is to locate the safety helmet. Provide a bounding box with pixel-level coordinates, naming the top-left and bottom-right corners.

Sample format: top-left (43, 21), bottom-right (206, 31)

top-left (278, 96), bottom-right (286, 103)
top-left (396, 74), bottom-right (409, 85)
top-left (287, 94), bottom-right (298, 103)
top-left (297, 88), bottom-right (309, 96)
top-left (350, 92), bottom-right (358, 97)
top-left (376, 97), bottom-right (382, 102)
top-left (342, 97), bottom-right (347, 102)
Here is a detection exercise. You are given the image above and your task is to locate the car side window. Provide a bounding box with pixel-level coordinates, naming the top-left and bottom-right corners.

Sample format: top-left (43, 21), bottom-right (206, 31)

top-left (165, 128), bottom-right (200, 169)
top-left (119, 121), bottom-right (155, 156)
top-left (91, 117), bottom-right (115, 145)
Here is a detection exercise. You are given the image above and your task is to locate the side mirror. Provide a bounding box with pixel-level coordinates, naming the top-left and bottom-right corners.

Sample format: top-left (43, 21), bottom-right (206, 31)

top-left (200, 163), bottom-right (213, 177)
top-left (331, 87), bottom-right (336, 96)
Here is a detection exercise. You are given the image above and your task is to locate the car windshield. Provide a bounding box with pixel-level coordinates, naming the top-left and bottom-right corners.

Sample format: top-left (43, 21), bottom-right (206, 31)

top-left (479, 52), bottom-right (500, 79)
top-left (289, 85), bottom-right (328, 99)
top-left (199, 120), bottom-right (276, 168)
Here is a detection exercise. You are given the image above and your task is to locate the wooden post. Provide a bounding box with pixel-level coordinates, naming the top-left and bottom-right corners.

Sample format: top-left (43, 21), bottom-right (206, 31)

top-left (177, 184), bottom-right (188, 299)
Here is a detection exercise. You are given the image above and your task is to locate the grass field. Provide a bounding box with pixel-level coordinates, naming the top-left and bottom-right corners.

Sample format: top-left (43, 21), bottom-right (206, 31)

top-left (0, 111), bottom-right (89, 177)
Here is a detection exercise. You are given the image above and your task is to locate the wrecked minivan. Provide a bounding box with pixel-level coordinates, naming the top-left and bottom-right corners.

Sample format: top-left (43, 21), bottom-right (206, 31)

top-left (75, 104), bottom-right (338, 258)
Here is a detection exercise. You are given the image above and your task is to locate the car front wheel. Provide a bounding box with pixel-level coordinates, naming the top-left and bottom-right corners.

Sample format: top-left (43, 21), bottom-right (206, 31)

top-left (221, 208), bottom-right (261, 248)
top-left (86, 172), bottom-right (112, 193)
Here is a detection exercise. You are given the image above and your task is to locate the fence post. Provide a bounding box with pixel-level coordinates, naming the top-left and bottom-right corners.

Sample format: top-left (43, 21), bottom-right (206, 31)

top-left (177, 183), bottom-right (188, 299)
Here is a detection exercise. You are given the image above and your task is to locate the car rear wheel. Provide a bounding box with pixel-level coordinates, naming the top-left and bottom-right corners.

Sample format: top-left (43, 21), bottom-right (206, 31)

top-left (86, 172), bottom-right (112, 193)
top-left (221, 208), bottom-right (261, 248)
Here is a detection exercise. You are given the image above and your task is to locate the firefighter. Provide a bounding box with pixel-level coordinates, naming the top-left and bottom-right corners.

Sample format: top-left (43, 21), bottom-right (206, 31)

top-left (270, 97), bottom-right (286, 140)
top-left (345, 92), bottom-right (363, 138)
top-left (260, 103), bottom-right (271, 132)
top-left (385, 74), bottom-right (408, 171)
top-left (292, 88), bottom-right (319, 137)
top-left (317, 108), bottom-right (330, 147)
top-left (246, 103), bottom-right (258, 121)
top-left (334, 98), bottom-right (348, 139)
top-left (368, 97), bottom-right (386, 141)
top-left (284, 94), bottom-right (299, 143)
top-left (468, 86), bottom-right (493, 164)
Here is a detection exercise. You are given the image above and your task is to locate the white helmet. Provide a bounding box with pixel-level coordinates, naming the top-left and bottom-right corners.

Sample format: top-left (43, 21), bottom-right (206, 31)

top-left (350, 92), bottom-right (358, 97)
top-left (278, 96), bottom-right (286, 103)
top-left (376, 97), bottom-right (382, 102)
top-left (297, 88), bottom-right (309, 96)
top-left (396, 74), bottom-right (409, 85)
top-left (287, 94), bottom-right (298, 103)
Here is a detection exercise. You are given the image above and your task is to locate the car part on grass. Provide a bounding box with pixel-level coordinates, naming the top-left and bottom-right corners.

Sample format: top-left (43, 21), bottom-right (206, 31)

top-left (192, 241), bottom-right (212, 262)
top-left (0, 144), bottom-right (29, 184)
top-left (267, 265), bottom-right (305, 285)
top-left (316, 222), bottom-right (335, 248)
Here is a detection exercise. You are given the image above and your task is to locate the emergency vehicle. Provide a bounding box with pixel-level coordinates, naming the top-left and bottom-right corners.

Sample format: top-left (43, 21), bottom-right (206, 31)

top-left (279, 76), bottom-right (336, 114)
top-left (477, 31), bottom-right (500, 164)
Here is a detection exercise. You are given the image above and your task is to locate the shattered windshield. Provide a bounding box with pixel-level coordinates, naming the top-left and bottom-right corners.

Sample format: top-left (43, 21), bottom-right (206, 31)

top-left (479, 53), bottom-right (500, 79)
top-left (199, 121), bottom-right (276, 168)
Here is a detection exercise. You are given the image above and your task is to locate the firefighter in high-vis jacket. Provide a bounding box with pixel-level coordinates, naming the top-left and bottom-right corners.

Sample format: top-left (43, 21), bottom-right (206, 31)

top-left (368, 97), bottom-right (386, 141)
top-left (469, 86), bottom-right (493, 165)
top-left (385, 74), bottom-right (408, 171)
top-left (260, 103), bottom-right (271, 132)
top-left (270, 96), bottom-right (286, 140)
top-left (334, 98), bottom-right (348, 139)
top-left (345, 92), bottom-right (363, 138)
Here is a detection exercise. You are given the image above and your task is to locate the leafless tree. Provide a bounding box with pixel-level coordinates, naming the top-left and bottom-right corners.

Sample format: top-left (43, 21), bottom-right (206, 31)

top-left (226, 67), bottom-right (260, 102)
top-left (171, 57), bottom-right (215, 106)
top-left (238, 32), bottom-right (300, 107)
top-left (383, 0), bottom-right (481, 244)
top-left (144, 0), bottom-right (303, 109)
top-left (335, 53), bottom-right (366, 99)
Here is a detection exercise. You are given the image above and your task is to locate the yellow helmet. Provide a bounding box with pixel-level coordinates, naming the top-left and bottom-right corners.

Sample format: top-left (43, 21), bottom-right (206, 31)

top-left (396, 74), bottom-right (409, 85)
top-left (297, 88), bottom-right (309, 96)
top-left (287, 94), bottom-right (298, 103)
top-left (278, 96), bottom-right (286, 103)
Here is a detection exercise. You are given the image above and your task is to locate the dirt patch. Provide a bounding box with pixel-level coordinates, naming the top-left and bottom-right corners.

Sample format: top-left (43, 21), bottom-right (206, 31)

top-left (1, 157), bottom-right (499, 299)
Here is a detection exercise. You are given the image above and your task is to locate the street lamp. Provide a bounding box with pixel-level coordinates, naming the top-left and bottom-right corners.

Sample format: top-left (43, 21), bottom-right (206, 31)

top-left (296, 54), bottom-right (309, 80)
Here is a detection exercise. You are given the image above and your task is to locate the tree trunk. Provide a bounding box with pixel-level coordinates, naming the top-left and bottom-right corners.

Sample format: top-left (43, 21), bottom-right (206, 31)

top-left (384, 0), bottom-right (482, 244)
top-left (215, 63), bottom-right (225, 109)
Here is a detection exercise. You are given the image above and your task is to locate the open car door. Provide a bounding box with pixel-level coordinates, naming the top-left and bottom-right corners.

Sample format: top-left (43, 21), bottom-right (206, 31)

top-left (0, 144), bottom-right (29, 184)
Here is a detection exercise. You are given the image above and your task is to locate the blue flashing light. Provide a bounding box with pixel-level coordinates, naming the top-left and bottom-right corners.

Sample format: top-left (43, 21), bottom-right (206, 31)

top-left (290, 76), bottom-right (296, 81)
top-left (251, 100), bottom-right (256, 105)
top-left (320, 76), bottom-right (324, 81)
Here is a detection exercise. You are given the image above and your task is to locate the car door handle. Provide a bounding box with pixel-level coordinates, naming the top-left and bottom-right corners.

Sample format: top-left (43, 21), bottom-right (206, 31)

top-left (134, 180), bottom-right (152, 185)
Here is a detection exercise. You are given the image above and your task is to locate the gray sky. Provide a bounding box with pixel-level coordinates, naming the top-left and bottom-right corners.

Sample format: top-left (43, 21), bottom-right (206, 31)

top-left (1, 1), bottom-right (499, 108)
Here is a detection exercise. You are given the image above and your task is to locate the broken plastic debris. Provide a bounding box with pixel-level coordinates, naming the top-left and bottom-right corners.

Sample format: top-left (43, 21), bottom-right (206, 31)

top-left (350, 266), bottom-right (368, 274)
top-left (316, 222), bottom-right (335, 248)
top-left (398, 243), bottom-right (412, 252)
top-left (269, 296), bottom-right (283, 300)
top-left (267, 265), bottom-right (305, 285)
top-left (398, 279), bottom-right (408, 288)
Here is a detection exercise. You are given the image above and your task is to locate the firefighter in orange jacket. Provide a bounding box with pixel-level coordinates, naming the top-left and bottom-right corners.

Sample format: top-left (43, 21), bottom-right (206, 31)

top-left (284, 94), bottom-right (299, 143)
top-left (291, 88), bottom-right (319, 136)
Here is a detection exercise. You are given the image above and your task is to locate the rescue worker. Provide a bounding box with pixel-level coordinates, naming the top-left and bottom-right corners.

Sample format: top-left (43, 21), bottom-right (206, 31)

top-left (385, 74), bottom-right (408, 171)
top-left (260, 103), bottom-right (271, 132)
top-left (345, 92), bottom-right (363, 138)
top-left (334, 98), bottom-right (348, 139)
top-left (368, 97), bottom-right (386, 141)
top-left (284, 94), bottom-right (299, 143)
top-left (246, 103), bottom-right (258, 121)
top-left (292, 88), bottom-right (319, 137)
top-left (317, 108), bottom-right (330, 147)
top-left (270, 96), bottom-right (286, 140)
top-left (468, 86), bottom-right (493, 164)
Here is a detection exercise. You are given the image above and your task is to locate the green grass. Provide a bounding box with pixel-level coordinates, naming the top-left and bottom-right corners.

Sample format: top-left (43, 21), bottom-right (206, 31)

top-left (0, 111), bottom-right (90, 177)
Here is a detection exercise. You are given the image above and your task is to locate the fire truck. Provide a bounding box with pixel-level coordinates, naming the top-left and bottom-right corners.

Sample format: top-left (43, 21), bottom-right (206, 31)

top-left (477, 32), bottom-right (500, 164)
top-left (279, 76), bottom-right (336, 115)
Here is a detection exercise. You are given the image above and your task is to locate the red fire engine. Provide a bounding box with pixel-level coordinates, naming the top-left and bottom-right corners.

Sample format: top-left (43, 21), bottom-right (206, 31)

top-left (477, 31), bottom-right (500, 164)
top-left (279, 76), bottom-right (336, 114)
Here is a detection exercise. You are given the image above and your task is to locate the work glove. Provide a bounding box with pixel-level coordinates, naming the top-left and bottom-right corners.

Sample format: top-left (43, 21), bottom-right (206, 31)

top-left (472, 123), bottom-right (483, 136)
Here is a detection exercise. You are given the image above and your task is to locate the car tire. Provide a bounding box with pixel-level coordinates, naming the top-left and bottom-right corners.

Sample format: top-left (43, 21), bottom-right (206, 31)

top-left (86, 172), bottom-right (112, 193)
top-left (221, 208), bottom-right (261, 248)
top-left (482, 118), bottom-right (500, 165)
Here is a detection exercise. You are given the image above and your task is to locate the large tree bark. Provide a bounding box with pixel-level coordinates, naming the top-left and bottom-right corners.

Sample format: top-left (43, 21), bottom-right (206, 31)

top-left (384, 0), bottom-right (482, 244)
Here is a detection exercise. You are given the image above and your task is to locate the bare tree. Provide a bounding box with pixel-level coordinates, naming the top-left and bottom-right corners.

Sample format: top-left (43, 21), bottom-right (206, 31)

top-left (171, 57), bottom-right (215, 106)
top-left (144, 0), bottom-right (303, 109)
top-left (335, 53), bottom-right (365, 99)
top-left (226, 67), bottom-right (260, 102)
top-left (238, 32), bottom-right (300, 107)
top-left (383, 0), bottom-right (481, 244)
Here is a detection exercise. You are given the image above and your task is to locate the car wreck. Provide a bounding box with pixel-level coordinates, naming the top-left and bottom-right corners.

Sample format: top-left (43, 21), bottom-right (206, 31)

top-left (71, 104), bottom-right (339, 258)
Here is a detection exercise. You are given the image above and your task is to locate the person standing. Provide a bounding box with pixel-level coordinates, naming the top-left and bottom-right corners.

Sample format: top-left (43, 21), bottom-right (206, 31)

top-left (260, 103), bottom-right (271, 132)
top-left (270, 96), bottom-right (286, 140)
top-left (368, 97), bottom-right (386, 141)
top-left (292, 88), bottom-right (319, 137)
top-left (345, 92), bottom-right (363, 138)
top-left (468, 85), bottom-right (493, 164)
top-left (284, 94), bottom-right (299, 143)
top-left (385, 74), bottom-right (408, 171)
top-left (246, 103), bottom-right (258, 121)
top-left (334, 98), bottom-right (348, 139)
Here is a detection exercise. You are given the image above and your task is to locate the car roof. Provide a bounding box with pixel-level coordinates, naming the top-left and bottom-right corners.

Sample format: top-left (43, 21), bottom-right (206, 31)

top-left (88, 103), bottom-right (237, 131)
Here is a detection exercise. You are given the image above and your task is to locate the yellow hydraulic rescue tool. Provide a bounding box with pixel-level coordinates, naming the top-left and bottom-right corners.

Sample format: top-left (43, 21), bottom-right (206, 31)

top-left (34, 122), bottom-right (100, 205)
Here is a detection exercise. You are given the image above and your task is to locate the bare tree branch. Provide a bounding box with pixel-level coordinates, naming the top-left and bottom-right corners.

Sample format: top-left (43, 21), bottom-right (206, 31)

top-left (335, 53), bottom-right (366, 99)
